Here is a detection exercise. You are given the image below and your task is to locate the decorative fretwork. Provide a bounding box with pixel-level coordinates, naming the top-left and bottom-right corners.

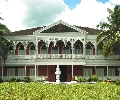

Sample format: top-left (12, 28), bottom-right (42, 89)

top-left (41, 24), bottom-right (78, 33)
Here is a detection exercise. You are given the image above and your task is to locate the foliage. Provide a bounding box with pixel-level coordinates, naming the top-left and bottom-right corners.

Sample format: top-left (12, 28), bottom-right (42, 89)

top-left (9, 77), bottom-right (16, 82)
top-left (88, 75), bottom-right (98, 82)
top-left (0, 16), bottom-right (13, 63)
top-left (23, 77), bottom-right (32, 82)
top-left (16, 78), bottom-right (22, 82)
top-left (0, 82), bottom-right (120, 99)
top-left (114, 79), bottom-right (120, 85)
top-left (77, 76), bottom-right (87, 82)
top-left (96, 5), bottom-right (120, 57)
top-left (0, 77), bottom-right (3, 83)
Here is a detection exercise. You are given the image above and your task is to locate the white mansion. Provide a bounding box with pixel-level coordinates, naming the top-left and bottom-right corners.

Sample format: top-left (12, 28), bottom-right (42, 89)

top-left (1, 20), bottom-right (120, 82)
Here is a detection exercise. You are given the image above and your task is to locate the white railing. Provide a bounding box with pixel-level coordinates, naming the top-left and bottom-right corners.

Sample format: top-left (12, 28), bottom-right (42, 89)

top-left (38, 54), bottom-right (84, 59)
top-left (7, 55), bottom-right (36, 60)
top-left (7, 54), bottom-right (120, 60)
top-left (2, 76), bottom-right (46, 81)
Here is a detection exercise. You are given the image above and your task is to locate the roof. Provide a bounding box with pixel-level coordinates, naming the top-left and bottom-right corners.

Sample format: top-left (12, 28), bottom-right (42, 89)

top-left (8, 20), bottom-right (101, 36)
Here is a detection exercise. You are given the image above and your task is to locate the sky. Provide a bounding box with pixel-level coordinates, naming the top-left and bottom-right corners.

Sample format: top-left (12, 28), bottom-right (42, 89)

top-left (0, 0), bottom-right (120, 32)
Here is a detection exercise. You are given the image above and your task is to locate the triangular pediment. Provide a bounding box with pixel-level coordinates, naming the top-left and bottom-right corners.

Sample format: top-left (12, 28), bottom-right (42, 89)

top-left (34, 20), bottom-right (87, 34)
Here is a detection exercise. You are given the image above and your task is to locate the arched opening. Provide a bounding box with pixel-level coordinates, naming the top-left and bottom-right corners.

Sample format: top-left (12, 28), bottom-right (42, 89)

top-left (52, 45), bottom-right (59, 54)
top-left (18, 44), bottom-right (25, 55)
top-left (85, 44), bottom-right (93, 55)
top-left (74, 44), bottom-right (81, 54)
top-left (63, 45), bottom-right (70, 54)
top-left (41, 45), bottom-right (47, 54)
top-left (29, 44), bottom-right (35, 55)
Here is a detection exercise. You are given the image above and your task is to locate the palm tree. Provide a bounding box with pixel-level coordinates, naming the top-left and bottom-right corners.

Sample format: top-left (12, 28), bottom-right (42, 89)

top-left (0, 17), bottom-right (13, 63)
top-left (96, 5), bottom-right (120, 58)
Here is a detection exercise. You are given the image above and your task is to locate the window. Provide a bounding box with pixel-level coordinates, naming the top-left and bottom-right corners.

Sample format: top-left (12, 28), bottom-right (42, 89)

top-left (18, 68), bottom-right (25, 76)
top-left (30, 45), bottom-right (35, 55)
top-left (108, 68), bottom-right (115, 76)
top-left (96, 69), bottom-right (104, 77)
top-left (74, 44), bottom-right (81, 54)
top-left (86, 44), bottom-right (92, 55)
top-left (63, 45), bottom-right (70, 54)
top-left (52, 46), bottom-right (58, 54)
top-left (41, 45), bottom-right (47, 54)
top-left (18, 45), bottom-right (25, 55)
top-left (7, 69), bottom-right (15, 76)
top-left (30, 68), bottom-right (38, 76)
top-left (84, 69), bottom-right (92, 77)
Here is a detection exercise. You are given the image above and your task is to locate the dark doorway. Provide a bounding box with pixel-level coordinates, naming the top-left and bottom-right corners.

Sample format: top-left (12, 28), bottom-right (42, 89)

top-left (55, 65), bottom-right (67, 82)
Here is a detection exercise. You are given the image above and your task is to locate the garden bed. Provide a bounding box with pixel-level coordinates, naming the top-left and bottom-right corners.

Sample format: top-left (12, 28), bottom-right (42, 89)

top-left (0, 82), bottom-right (120, 99)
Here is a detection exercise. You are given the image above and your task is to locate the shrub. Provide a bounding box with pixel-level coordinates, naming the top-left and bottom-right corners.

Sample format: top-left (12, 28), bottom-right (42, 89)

top-left (10, 77), bottom-right (16, 82)
top-left (107, 77), bottom-right (111, 80)
top-left (104, 77), bottom-right (112, 82)
top-left (0, 77), bottom-right (3, 83)
top-left (114, 79), bottom-right (120, 85)
top-left (88, 75), bottom-right (98, 82)
top-left (16, 78), bottom-right (22, 82)
top-left (77, 77), bottom-right (87, 82)
top-left (23, 77), bottom-right (32, 82)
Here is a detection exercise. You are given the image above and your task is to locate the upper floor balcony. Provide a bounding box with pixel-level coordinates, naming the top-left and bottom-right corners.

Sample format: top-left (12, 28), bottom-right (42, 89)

top-left (7, 54), bottom-right (120, 60)
top-left (6, 38), bottom-right (120, 61)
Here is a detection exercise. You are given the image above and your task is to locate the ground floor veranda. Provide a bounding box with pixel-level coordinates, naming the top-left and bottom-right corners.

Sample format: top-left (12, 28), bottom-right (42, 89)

top-left (0, 65), bottom-right (120, 82)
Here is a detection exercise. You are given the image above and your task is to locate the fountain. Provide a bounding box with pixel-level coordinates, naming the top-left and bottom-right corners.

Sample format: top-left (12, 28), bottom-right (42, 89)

top-left (55, 65), bottom-right (61, 84)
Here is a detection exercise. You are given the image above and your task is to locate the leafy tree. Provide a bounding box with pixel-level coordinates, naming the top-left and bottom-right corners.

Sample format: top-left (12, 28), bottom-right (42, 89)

top-left (96, 5), bottom-right (120, 58)
top-left (0, 16), bottom-right (13, 63)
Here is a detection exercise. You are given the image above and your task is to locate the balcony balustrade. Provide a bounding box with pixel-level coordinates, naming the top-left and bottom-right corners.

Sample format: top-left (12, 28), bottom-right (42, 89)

top-left (7, 54), bottom-right (120, 60)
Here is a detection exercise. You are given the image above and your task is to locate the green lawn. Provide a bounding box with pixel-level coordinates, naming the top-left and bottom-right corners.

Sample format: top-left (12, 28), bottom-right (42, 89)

top-left (0, 82), bottom-right (119, 100)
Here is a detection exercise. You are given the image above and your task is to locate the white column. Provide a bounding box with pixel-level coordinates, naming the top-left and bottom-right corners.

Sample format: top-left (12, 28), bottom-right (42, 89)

top-left (72, 65), bottom-right (73, 78)
top-left (25, 65), bottom-right (26, 76)
top-left (35, 38), bottom-right (38, 58)
top-left (72, 39), bottom-right (73, 59)
top-left (35, 64), bottom-right (36, 76)
top-left (2, 65), bottom-right (3, 79)
top-left (37, 65), bottom-right (38, 76)
top-left (95, 49), bottom-right (97, 60)
top-left (83, 48), bottom-right (85, 59)
top-left (107, 66), bottom-right (108, 77)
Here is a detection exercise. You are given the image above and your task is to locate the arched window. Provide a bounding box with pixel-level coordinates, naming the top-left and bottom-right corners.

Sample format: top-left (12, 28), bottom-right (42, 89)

top-left (85, 44), bottom-right (92, 55)
top-left (63, 45), bottom-right (70, 54)
top-left (52, 45), bottom-right (58, 54)
top-left (74, 44), bottom-right (81, 54)
top-left (30, 45), bottom-right (35, 55)
top-left (41, 45), bottom-right (47, 54)
top-left (18, 44), bottom-right (25, 55)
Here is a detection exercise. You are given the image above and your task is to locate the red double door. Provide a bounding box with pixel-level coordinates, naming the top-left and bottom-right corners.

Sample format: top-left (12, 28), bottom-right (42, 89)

top-left (48, 65), bottom-right (72, 82)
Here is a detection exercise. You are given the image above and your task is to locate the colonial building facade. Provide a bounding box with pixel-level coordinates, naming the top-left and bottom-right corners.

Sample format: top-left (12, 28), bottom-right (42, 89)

top-left (1, 20), bottom-right (120, 82)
